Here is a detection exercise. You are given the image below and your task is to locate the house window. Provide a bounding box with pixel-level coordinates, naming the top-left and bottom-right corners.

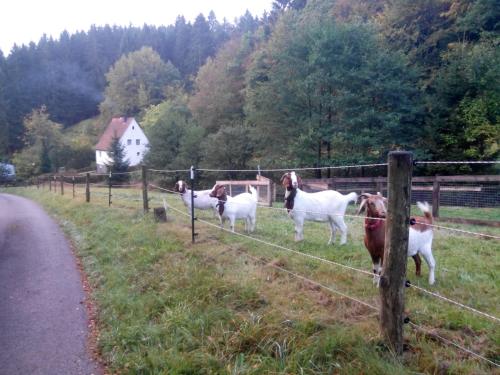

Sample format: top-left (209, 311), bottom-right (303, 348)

top-left (127, 139), bottom-right (132, 145)
top-left (136, 139), bottom-right (140, 145)
top-left (137, 152), bottom-right (140, 156)
top-left (132, 126), bottom-right (135, 130)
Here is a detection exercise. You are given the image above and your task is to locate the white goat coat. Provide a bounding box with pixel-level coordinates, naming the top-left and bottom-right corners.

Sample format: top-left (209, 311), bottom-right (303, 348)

top-left (289, 189), bottom-right (357, 245)
top-left (219, 187), bottom-right (258, 233)
top-left (408, 202), bottom-right (436, 284)
top-left (180, 189), bottom-right (218, 212)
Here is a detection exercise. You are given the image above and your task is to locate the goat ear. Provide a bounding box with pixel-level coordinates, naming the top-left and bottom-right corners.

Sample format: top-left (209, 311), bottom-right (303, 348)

top-left (357, 198), bottom-right (368, 215)
top-left (280, 173), bottom-right (288, 184)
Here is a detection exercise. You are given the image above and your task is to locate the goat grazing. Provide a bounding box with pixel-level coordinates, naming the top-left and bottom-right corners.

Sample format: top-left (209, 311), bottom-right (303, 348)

top-left (358, 193), bottom-right (436, 285)
top-left (174, 180), bottom-right (218, 213)
top-left (209, 184), bottom-right (258, 233)
top-left (280, 171), bottom-right (358, 245)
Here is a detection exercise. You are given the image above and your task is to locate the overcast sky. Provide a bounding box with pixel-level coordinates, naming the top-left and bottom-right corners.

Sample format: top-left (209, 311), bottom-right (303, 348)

top-left (0, 0), bottom-right (274, 55)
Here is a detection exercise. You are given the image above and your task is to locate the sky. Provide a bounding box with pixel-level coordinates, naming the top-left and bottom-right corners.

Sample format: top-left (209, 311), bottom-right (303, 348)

top-left (0, 0), bottom-right (274, 55)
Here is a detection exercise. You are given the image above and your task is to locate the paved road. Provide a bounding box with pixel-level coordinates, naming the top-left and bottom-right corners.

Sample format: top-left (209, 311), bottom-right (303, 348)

top-left (0, 193), bottom-right (102, 375)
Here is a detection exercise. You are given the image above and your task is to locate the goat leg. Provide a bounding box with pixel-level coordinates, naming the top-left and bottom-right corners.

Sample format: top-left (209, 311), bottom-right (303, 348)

top-left (412, 254), bottom-right (422, 277)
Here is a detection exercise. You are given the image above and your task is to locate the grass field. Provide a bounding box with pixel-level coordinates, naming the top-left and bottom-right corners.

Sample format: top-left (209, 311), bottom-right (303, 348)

top-left (2, 184), bottom-right (499, 374)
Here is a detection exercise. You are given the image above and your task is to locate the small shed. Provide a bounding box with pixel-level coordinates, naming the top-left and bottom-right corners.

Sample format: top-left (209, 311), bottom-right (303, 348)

top-left (216, 175), bottom-right (275, 206)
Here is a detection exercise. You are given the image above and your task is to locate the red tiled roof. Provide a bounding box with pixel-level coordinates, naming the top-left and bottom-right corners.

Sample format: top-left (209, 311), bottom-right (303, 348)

top-left (95, 117), bottom-right (134, 150)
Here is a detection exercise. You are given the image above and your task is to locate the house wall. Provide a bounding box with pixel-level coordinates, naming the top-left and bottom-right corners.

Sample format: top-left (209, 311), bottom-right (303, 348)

top-left (95, 119), bottom-right (149, 172)
top-left (119, 119), bottom-right (149, 166)
top-left (96, 150), bottom-right (113, 173)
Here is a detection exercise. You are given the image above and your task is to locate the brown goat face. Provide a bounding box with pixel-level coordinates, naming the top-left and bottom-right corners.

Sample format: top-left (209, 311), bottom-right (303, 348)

top-left (175, 181), bottom-right (186, 194)
top-left (280, 172), bottom-right (302, 197)
top-left (358, 194), bottom-right (387, 218)
top-left (209, 184), bottom-right (226, 199)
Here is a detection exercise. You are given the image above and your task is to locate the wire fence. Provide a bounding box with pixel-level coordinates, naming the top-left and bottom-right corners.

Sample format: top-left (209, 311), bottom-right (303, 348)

top-left (31, 159), bottom-right (500, 368)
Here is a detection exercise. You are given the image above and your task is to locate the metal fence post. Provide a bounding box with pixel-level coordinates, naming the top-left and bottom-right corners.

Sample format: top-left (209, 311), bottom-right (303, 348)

top-left (142, 165), bottom-right (149, 212)
top-left (190, 166), bottom-right (196, 243)
top-left (380, 151), bottom-right (413, 356)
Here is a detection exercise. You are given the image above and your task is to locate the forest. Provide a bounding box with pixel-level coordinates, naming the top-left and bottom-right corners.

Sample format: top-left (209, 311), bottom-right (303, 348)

top-left (0, 0), bottom-right (498, 178)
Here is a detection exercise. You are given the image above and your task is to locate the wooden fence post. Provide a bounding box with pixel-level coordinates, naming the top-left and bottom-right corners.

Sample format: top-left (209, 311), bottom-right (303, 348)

top-left (72, 176), bottom-right (75, 198)
top-left (60, 175), bottom-right (64, 195)
top-left (49, 177), bottom-right (52, 191)
top-left (142, 165), bottom-right (149, 212)
top-left (85, 173), bottom-right (90, 203)
top-left (108, 172), bottom-right (112, 207)
top-left (53, 175), bottom-right (57, 193)
top-left (432, 176), bottom-right (440, 218)
top-left (380, 151), bottom-right (413, 356)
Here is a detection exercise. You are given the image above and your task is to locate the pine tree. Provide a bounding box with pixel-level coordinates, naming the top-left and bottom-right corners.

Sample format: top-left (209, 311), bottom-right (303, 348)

top-left (107, 136), bottom-right (130, 183)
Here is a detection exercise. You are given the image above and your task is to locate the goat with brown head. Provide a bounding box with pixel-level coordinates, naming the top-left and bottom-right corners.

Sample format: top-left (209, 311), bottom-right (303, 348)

top-left (209, 184), bottom-right (227, 215)
top-left (358, 193), bottom-right (425, 285)
top-left (280, 171), bottom-right (303, 211)
top-left (174, 180), bottom-right (187, 194)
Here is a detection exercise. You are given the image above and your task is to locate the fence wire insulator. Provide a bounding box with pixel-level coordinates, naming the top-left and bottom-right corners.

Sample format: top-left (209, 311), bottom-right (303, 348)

top-left (405, 280), bottom-right (411, 288)
top-left (409, 218), bottom-right (416, 226)
top-left (403, 317), bottom-right (410, 324)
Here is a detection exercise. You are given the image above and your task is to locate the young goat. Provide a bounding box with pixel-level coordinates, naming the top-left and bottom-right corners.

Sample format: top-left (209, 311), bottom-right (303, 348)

top-left (358, 193), bottom-right (436, 285)
top-left (281, 171), bottom-right (358, 245)
top-left (174, 180), bottom-right (218, 214)
top-left (209, 184), bottom-right (258, 233)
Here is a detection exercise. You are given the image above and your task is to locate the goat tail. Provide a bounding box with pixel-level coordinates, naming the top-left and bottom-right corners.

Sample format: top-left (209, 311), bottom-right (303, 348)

top-left (248, 185), bottom-right (258, 201)
top-left (417, 201), bottom-right (433, 222)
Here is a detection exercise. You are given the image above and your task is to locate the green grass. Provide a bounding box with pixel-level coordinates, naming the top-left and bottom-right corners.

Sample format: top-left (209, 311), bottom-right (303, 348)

top-left (439, 205), bottom-right (500, 222)
top-left (2, 185), bottom-right (499, 374)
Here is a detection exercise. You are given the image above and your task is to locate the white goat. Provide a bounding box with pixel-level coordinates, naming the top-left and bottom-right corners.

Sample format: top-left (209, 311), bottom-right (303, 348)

top-left (281, 172), bottom-right (358, 245)
top-left (209, 184), bottom-right (258, 233)
top-left (358, 194), bottom-right (436, 285)
top-left (174, 180), bottom-right (218, 213)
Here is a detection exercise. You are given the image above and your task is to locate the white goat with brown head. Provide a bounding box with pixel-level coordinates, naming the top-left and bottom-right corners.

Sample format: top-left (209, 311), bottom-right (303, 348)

top-left (174, 180), bottom-right (218, 213)
top-left (209, 184), bottom-right (258, 233)
top-left (280, 171), bottom-right (358, 245)
top-left (358, 193), bottom-right (436, 285)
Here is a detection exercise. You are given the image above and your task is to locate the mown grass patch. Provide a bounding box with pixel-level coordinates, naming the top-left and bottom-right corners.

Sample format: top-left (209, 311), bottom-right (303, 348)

top-left (2, 186), bottom-right (499, 374)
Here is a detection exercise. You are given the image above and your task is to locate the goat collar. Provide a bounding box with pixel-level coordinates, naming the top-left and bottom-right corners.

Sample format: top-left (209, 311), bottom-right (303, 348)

top-left (285, 188), bottom-right (297, 212)
top-left (216, 194), bottom-right (227, 215)
top-left (365, 217), bottom-right (384, 231)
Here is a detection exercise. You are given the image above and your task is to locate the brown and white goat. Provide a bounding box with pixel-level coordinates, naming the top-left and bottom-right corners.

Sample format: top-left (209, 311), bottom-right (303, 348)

top-left (358, 193), bottom-right (436, 285)
top-left (209, 184), bottom-right (258, 233)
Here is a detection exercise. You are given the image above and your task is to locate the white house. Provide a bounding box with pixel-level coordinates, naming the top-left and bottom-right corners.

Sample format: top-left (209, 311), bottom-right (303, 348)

top-left (95, 117), bottom-right (149, 173)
